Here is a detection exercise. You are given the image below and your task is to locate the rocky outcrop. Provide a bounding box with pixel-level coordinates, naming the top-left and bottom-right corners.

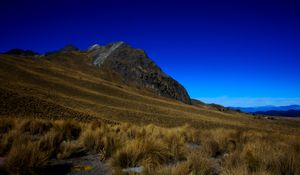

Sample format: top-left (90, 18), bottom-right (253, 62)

top-left (88, 42), bottom-right (191, 104)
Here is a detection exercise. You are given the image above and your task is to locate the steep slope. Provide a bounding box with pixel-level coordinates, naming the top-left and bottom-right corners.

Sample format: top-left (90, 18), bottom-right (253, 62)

top-left (0, 46), bottom-right (299, 134)
top-left (88, 42), bottom-right (191, 104)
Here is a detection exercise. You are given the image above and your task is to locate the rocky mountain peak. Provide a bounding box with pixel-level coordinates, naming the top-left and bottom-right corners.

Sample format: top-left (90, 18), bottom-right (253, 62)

top-left (88, 41), bottom-right (191, 104)
top-left (88, 41), bottom-right (125, 67)
top-left (87, 44), bottom-right (101, 52)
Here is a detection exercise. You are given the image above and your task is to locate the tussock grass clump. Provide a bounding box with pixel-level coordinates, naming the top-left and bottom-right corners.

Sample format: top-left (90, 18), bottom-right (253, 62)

top-left (19, 119), bottom-right (53, 136)
top-left (0, 129), bottom-right (33, 156)
top-left (79, 127), bottom-right (104, 152)
top-left (200, 128), bottom-right (240, 157)
top-left (100, 132), bottom-right (121, 159)
top-left (5, 142), bottom-right (48, 175)
top-left (241, 140), bottom-right (298, 174)
top-left (202, 139), bottom-right (221, 157)
top-left (220, 165), bottom-right (249, 175)
top-left (187, 152), bottom-right (215, 175)
top-left (38, 130), bottom-right (64, 158)
top-left (55, 120), bottom-right (81, 140)
top-left (171, 161), bottom-right (191, 175)
top-left (111, 137), bottom-right (170, 170)
top-left (79, 125), bottom-right (122, 160)
top-left (177, 124), bottom-right (201, 144)
top-left (0, 118), bottom-right (14, 134)
top-left (0, 130), bottom-right (18, 156)
top-left (90, 120), bottom-right (104, 130)
top-left (164, 132), bottom-right (187, 162)
top-left (151, 150), bottom-right (215, 175)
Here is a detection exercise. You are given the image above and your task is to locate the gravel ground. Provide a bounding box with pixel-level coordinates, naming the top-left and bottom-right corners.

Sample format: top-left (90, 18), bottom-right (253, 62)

top-left (47, 153), bottom-right (111, 175)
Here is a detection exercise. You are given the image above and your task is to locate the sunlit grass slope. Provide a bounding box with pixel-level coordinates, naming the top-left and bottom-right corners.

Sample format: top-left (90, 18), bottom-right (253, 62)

top-left (0, 53), bottom-right (299, 134)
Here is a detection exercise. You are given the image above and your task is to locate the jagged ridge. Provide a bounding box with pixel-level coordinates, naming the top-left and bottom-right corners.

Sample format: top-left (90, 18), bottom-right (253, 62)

top-left (88, 42), bottom-right (191, 104)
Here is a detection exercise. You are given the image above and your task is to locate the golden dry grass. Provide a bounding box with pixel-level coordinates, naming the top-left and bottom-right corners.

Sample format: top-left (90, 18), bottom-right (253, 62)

top-left (5, 142), bottom-right (48, 175)
top-left (0, 117), bottom-right (299, 175)
top-left (1, 54), bottom-right (300, 174)
top-left (1, 53), bottom-right (300, 135)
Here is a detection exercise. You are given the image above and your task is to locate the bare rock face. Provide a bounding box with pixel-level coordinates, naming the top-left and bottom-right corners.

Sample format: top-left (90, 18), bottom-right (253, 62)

top-left (88, 42), bottom-right (191, 104)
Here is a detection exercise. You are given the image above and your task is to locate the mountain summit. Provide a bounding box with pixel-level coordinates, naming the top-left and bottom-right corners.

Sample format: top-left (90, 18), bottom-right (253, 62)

top-left (2, 41), bottom-right (191, 104)
top-left (87, 41), bottom-right (191, 104)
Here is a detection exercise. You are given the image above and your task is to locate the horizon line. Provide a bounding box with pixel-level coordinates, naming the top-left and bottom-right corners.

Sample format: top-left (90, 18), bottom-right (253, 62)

top-left (197, 97), bottom-right (300, 107)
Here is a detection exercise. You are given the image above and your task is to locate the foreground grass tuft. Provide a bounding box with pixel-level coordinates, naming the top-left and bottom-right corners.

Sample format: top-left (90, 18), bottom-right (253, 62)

top-left (5, 142), bottom-right (48, 175)
top-left (0, 118), bottom-right (14, 134)
top-left (0, 117), bottom-right (299, 175)
top-left (111, 137), bottom-right (170, 170)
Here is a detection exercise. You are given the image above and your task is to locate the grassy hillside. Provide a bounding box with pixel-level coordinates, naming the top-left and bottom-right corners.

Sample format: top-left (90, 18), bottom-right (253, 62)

top-left (0, 53), bottom-right (300, 135)
top-left (1, 53), bottom-right (300, 175)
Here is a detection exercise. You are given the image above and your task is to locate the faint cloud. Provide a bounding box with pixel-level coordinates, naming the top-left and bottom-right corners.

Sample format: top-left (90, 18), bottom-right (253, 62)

top-left (197, 97), bottom-right (300, 107)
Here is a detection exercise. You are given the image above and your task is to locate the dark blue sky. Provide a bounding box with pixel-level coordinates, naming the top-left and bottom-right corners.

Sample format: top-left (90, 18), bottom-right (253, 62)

top-left (1, 0), bottom-right (300, 106)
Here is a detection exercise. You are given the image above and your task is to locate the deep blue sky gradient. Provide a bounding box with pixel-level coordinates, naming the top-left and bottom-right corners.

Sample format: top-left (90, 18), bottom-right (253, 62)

top-left (1, 0), bottom-right (300, 106)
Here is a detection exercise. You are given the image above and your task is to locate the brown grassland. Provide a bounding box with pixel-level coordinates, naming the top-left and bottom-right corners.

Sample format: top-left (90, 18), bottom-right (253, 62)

top-left (0, 53), bottom-right (300, 174)
top-left (0, 53), bottom-right (299, 132)
top-left (0, 117), bottom-right (299, 175)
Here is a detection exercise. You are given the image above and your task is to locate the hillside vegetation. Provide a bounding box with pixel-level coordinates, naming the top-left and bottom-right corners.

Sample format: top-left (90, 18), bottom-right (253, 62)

top-left (0, 117), bottom-right (299, 175)
top-left (0, 51), bottom-right (300, 175)
top-left (0, 53), bottom-right (299, 135)
top-left (1, 51), bottom-right (300, 175)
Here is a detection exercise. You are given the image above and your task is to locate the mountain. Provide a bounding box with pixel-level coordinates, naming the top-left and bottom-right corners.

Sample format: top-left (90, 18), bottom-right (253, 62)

top-left (88, 42), bottom-right (191, 104)
top-left (254, 110), bottom-right (300, 117)
top-left (1, 41), bottom-right (299, 132)
top-left (230, 105), bottom-right (300, 113)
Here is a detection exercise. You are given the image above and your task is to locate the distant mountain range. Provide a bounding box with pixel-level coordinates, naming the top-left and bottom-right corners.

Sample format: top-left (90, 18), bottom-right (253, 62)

top-left (230, 105), bottom-right (300, 112)
top-left (254, 110), bottom-right (300, 117)
top-left (230, 105), bottom-right (300, 117)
